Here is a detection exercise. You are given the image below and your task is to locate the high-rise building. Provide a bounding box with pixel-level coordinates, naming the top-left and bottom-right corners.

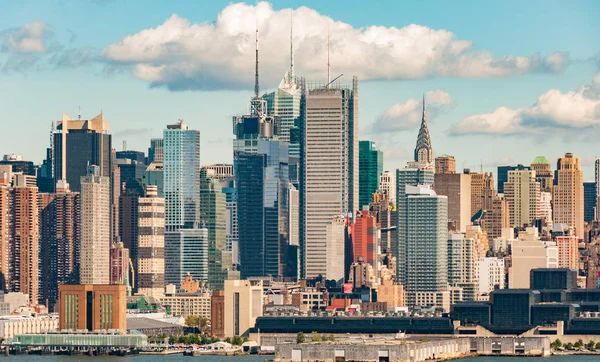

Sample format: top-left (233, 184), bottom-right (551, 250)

top-left (434, 173), bottom-right (471, 232)
top-left (80, 165), bottom-right (110, 285)
top-left (137, 185), bottom-right (165, 298)
top-left (200, 169), bottom-right (238, 290)
top-left (358, 141), bottom-right (383, 210)
top-left (0, 154), bottom-right (35, 176)
top-left (504, 170), bottom-right (541, 228)
top-left (556, 236), bottom-right (578, 269)
top-left (220, 178), bottom-right (238, 267)
top-left (435, 155), bottom-right (456, 175)
top-left (596, 158), bottom-right (600, 220)
top-left (223, 279), bottom-right (263, 337)
top-left (53, 113), bottom-right (112, 193)
top-left (497, 164), bottom-right (529, 194)
top-left (531, 156), bottom-right (553, 191)
top-left (148, 138), bottom-right (164, 164)
top-left (477, 257), bottom-right (505, 297)
top-left (414, 96), bottom-right (434, 168)
top-left (448, 233), bottom-right (478, 301)
top-left (235, 140), bottom-right (289, 279)
top-left (584, 181), bottom-right (596, 222)
top-left (163, 120), bottom-right (207, 285)
top-left (480, 196), bottom-right (509, 239)
top-left (539, 191), bottom-right (553, 230)
top-left (352, 210), bottom-right (379, 267)
top-left (468, 171), bottom-right (496, 217)
top-left (553, 153), bottom-right (584, 238)
top-left (0, 181), bottom-right (39, 303)
top-left (39, 182), bottom-right (80, 308)
top-left (397, 184), bottom-right (448, 307)
top-left (143, 162), bottom-right (164, 198)
top-left (379, 171), bottom-right (396, 204)
top-left (300, 77), bottom-right (359, 279)
top-left (119, 180), bottom-right (144, 291)
top-left (509, 228), bottom-right (558, 288)
top-left (116, 158), bottom-right (146, 184)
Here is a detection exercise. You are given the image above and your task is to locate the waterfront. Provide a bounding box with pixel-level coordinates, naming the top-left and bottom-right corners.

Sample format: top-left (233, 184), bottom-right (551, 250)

top-left (6, 355), bottom-right (600, 361)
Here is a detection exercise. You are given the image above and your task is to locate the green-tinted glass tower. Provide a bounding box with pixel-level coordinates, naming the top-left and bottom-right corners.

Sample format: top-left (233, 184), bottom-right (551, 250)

top-left (359, 141), bottom-right (383, 210)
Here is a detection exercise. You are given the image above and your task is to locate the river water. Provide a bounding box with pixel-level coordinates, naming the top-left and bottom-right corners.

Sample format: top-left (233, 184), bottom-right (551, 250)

top-left (5, 354), bottom-right (600, 361)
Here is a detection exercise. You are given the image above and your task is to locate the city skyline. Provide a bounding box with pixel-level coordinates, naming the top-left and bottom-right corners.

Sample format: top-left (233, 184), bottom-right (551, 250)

top-left (1, 1), bottom-right (599, 177)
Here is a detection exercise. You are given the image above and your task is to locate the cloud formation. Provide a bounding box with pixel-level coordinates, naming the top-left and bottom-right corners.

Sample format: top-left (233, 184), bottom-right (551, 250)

top-left (101, 2), bottom-right (569, 91)
top-left (373, 90), bottom-right (454, 133)
top-left (450, 72), bottom-right (600, 135)
top-left (2, 21), bottom-right (48, 53)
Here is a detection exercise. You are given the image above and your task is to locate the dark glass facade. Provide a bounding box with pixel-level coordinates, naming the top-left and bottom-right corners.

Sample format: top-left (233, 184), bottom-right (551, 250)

top-left (53, 131), bottom-right (112, 192)
top-left (584, 181), bottom-right (596, 222)
top-left (359, 141), bottom-right (383, 210)
top-left (491, 290), bottom-right (539, 327)
top-left (530, 268), bottom-right (577, 290)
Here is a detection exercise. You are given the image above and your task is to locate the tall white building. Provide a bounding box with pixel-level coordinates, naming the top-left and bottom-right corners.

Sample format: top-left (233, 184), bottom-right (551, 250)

top-left (540, 191), bottom-right (553, 230)
top-left (447, 233), bottom-right (478, 301)
top-left (504, 169), bottom-right (540, 228)
top-left (300, 78), bottom-right (359, 279)
top-left (379, 171), bottom-right (396, 204)
top-left (80, 165), bottom-right (110, 285)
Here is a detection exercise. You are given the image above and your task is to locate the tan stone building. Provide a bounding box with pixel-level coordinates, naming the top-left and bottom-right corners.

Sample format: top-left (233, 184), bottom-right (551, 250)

top-left (224, 279), bottom-right (263, 337)
top-left (531, 156), bottom-right (554, 192)
top-left (435, 155), bottom-right (456, 175)
top-left (553, 153), bottom-right (584, 239)
top-left (434, 173), bottom-right (471, 232)
top-left (504, 169), bottom-right (541, 228)
top-left (137, 185), bottom-right (165, 298)
top-left (468, 171), bottom-right (495, 217)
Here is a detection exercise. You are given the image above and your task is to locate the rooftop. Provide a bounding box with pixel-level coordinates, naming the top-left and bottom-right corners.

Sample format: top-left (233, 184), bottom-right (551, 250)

top-left (532, 156), bottom-right (549, 165)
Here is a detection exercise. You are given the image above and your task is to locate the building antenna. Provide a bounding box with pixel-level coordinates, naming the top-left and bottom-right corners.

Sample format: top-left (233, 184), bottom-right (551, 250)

top-left (327, 23), bottom-right (331, 88)
top-left (78, 105), bottom-right (81, 120)
top-left (290, 8), bottom-right (294, 81)
top-left (481, 158), bottom-right (483, 174)
top-left (254, 22), bottom-right (259, 99)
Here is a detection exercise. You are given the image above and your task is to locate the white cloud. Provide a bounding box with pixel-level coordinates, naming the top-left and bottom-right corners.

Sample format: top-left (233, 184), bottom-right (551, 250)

top-left (2, 21), bottom-right (47, 53)
top-left (101, 2), bottom-right (569, 91)
top-left (373, 90), bottom-right (454, 133)
top-left (450, 72), bottom-right (600, 135)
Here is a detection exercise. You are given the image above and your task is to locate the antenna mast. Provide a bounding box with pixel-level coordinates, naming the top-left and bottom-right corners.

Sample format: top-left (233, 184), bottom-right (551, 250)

top-left (254, 24), bottom-right (259, 98)
top-left (290, 9), bottom-right (294, 81)
top-left (327, 23), bottom-right (331, 88)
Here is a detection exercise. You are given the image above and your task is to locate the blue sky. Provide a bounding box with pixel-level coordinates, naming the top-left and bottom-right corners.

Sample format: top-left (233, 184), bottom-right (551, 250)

top-left (1, 0), bottom-right (599, 178)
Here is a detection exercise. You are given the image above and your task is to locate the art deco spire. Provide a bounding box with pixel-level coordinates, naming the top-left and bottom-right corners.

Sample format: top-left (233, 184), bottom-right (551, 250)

top-left (414, 93), bottom-right (434, 165)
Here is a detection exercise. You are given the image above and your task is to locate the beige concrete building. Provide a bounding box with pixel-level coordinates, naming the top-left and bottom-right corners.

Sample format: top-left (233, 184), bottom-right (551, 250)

top-left (434, 173), bottom-right (471, 232)
top-left (379, 171), bottom-right (396, 204)
top-left (553, 153), bottom-right (584, 239)
top-left (435, 155), bottom-right (456, 175)
top-left (509, 228), bottom-right (558, 288)
top-left (504, 170), bottom-right (541, 228)
top-left (80, 165), bottom-right (110, 285)
top-left (137, 185), bottom-right (165, 298)
top-left (376, 279), bottom-right (405, 311)
top-left (325, 215), bottom-right (346, 282)
top-left (224, 279), bottom-right (263, 337)
top-left (160, 292), bottom-right (211, 319)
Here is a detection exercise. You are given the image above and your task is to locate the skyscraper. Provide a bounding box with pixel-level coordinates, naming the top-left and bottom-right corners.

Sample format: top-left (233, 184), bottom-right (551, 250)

top-left (497, 164), bottom-right (529, 194)
top-left (325, 215), bottom-right (346, 282)
top-left (584, 181), bottom-right (596, 222)
top-left (39, 181), bottom-right (80, 308)
top-left (148, 138), bottom-right (164, 164)
top-left (53, 113), bottom-right (112, 193)
top-left (163, 119), bottom-right (206, 285)
top-left (553, 153), bottom-right (584, 238)
top-left (200, 169), bottom-right (238, 290)
top-left (414, 96), bottom-right (434, 168)
top-left (531, 156), bottom-right (553, 191)
top-left (379, 171), bottom-right (396, 204)
top-left (80, 165), bottom-right (110, 285)
top-left (300, 77), bottom-right (359, 279)
top-left (504, 169), bottom-right (541, 228)
top-left (119, 180), bottom-right (144, 291)
top-left (0, 180), bottom-right (39, 303)
top-left (468, 171), bottom-right (496, 217)
top-left (398, 184), bottom-right (448, 306)
top-left (137, 185), bottom-right (165, 298)
top-left (235, 140), bottom-right (289, 279)
top-left (359, 141), bottom-right (383, 210)
top-left (480, 196), bottom-right (509, 239)
top-left (434, 172), bottom-right (471, 232)
top-left (448, 233), bottom-right (478, 301)
top-left (352, 210), bottom-right (379, 276)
